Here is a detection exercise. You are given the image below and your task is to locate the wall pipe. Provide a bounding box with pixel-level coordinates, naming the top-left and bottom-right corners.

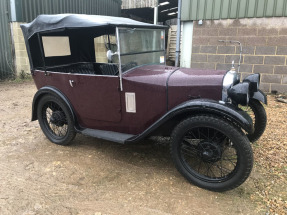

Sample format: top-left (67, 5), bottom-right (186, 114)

top-left (154, 0), bottom-right (158, 24)
top-left (175, 0), bottom-right (182, 67)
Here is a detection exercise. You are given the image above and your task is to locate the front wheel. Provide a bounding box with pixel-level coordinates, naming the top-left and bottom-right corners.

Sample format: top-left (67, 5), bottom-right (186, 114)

top-left (240, 99), bottom-right (267, 142)
top-left (37, 94), bottom-right (76, 145)
top-left (170, 115), bottom-right (253, 192)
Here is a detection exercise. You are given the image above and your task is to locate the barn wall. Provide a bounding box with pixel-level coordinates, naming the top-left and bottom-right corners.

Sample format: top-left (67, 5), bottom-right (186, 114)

top-left (182, 0), bottom-right (287, 21)
top-left (0, 0), bottom-right (13, 79)
top-left (18, 0), bottom-right (121, 22)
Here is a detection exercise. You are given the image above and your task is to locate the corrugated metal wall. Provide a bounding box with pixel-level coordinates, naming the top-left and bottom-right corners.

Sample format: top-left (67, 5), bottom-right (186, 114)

top-left (20, 0), bottom-right (122, 22)
top-left (182, 0), bottom-right (287, 21)
top-left (0, 0), bottom-right (13, 79)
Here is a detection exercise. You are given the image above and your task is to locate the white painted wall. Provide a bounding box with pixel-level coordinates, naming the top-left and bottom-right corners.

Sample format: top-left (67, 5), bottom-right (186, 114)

top-left (180, 21), bottom-right (193, 68)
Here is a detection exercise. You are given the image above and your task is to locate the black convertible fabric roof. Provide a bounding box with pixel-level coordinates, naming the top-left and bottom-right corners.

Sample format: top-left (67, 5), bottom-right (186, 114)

top-left (21, 14), bottom-right (166, 39)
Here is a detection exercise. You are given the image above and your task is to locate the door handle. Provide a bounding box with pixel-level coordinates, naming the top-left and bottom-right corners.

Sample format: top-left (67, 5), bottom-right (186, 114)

top-left (69, 80), bottom-right (74, 87)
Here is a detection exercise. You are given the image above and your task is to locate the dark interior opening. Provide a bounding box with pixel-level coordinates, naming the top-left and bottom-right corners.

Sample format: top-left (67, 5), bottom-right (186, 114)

top-left (29, 26), bottom-right (119, 76)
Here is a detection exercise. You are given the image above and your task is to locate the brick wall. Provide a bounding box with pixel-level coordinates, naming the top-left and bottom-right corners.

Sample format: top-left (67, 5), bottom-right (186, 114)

top-left (191, 17), bottom-right (287, 93)
top-left (11, 22), bottom-right (30, 76)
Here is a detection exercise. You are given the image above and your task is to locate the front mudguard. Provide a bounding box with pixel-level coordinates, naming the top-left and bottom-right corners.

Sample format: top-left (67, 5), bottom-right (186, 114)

top-left (251, 89), bottom-right (267, 105)
top-left (125, 99), bottom-right (253, 143)
top-left (238, 89), bottom-right (267, 142)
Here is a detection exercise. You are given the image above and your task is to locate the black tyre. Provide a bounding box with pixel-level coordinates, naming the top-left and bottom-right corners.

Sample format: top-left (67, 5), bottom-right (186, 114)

top-left (171, 115), bottom-right (253, 192)
top-left (240, 99), bottom-right (267, 142)
top-left (37, 94), bottom-right (76, 145)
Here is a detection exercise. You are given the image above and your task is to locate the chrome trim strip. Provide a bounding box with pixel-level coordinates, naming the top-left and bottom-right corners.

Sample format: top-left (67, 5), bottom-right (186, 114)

top-left (116, 27), bottom-right (123, 91)
top-left (33, 70), bottom-right (119, 78)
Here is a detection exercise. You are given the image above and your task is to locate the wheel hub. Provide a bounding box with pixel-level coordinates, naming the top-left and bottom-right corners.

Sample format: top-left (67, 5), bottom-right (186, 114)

top-left (50, 111), bottom-right (66, 126)
top-left (198, 141), bottom-right (222, 163)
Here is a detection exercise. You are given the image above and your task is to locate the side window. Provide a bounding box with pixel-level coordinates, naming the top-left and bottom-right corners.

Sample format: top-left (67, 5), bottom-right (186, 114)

top-left (94, 35), bottom-right (119, 76)
top-left (42, 36), bottom-right (71, 57)
top-left (94, 35), bottom-right (117, 63)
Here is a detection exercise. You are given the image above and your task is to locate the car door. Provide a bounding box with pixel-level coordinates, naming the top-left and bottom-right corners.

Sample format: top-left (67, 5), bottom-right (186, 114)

top-left (69, 74), bottom-right (121, 124)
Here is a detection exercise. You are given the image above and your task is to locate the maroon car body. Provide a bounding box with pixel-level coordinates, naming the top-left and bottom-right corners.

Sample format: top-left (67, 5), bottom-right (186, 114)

top-left (21, 14), bottom-right (267, 192)
top-left (31, 65), bottom-right (225, 135)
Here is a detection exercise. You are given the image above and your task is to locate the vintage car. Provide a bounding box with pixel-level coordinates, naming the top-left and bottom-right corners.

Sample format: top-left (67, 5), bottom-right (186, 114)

top-left (21, 14), bottom-right (267, 192)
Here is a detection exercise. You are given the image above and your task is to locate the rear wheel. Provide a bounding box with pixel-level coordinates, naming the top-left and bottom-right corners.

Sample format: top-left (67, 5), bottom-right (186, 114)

top-left (37, 95), bottom-right (76, 145)
top-left (170, 115), bottom-right (253, 192)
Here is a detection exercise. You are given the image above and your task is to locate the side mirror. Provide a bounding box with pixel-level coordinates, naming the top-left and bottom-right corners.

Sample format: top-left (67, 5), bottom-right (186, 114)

top-left (107, 50), bottom-right (118, 61)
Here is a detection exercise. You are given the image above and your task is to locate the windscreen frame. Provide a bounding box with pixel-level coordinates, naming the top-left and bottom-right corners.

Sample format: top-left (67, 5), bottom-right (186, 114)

top-left (116, 27), bottom-right (166, 91)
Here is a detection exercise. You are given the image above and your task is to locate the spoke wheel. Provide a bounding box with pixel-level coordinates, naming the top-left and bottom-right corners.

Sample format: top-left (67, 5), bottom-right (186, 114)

top-left (171, 116), bottom-right (253, 192)
top-left (37, 95), bottom-right (76, 145)
top-left (239, 98), bottom-right (267, 142)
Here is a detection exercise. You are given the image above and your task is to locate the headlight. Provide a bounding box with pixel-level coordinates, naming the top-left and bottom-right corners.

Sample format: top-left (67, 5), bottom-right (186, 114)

top-left (227, 82), bottom-right (250, 105)
top-left (222, 70), bottom-right (240, 102)
top-left (223, 70), bottom-right (240, 89)
top-left (243, 73), bottom-right (260, 92)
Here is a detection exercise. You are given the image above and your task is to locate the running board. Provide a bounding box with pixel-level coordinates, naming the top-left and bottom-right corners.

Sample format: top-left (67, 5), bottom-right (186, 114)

top-left (78, 128), bottom-right (134, 144)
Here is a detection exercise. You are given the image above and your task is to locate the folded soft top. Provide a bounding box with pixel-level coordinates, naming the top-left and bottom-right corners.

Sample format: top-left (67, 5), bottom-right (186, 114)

top-left (21, 14), bottom-right (166, 39)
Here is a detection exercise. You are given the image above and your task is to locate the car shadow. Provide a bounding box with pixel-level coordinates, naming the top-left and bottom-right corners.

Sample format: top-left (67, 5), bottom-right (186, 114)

top-left (70, 134), bottom-right (175, 170)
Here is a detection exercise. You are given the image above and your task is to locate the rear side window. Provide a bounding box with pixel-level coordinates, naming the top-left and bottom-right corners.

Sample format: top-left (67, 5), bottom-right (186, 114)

top-left (42, 36), bottom-right (71, 57)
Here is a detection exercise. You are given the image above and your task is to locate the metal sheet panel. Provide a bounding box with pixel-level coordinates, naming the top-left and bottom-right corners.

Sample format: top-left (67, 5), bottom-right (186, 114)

top-left (0, 0), bottom-right (13, 79)
top-left (256, 0), bottom-right (265, 17)
top-left (204, 0), bottom-right (214, 19)
top-left (230, 0), bottom-right (239, 19)
top-left (182, 0), bottom-right (191, 20)
top-left (182, 0), bottom-right (287, 21)
top-left (219, 0), bottom-right (227, 19)
top-left (275, 0), bottom-right (285, 16)
top-left (247, 0), bottom-right (256, 18)
top-left (238, 0), bottom-right (247, 18)
top-left (266, 0), bottom-right (275, 16)
top-left (212, 0), bottom-right (222, 20)
top-left (191, 0), bottom-right (198, 20)
top-left (197, 0), bottom-right (205, 20)
top-left (19, 0), bottom-right (121, 22)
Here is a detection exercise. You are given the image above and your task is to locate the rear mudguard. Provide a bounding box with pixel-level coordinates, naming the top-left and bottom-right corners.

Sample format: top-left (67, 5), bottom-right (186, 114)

top-left (31, 86), bottom-right (77, 124)
top-left (251, 89), bottom-right (267, 105)
top-left (125, 99), bottom-right (253, 143)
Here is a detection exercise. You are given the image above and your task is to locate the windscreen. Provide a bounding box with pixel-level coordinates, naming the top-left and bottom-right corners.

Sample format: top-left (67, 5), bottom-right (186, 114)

top-left (118, 28), bottom-right (165, 72)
